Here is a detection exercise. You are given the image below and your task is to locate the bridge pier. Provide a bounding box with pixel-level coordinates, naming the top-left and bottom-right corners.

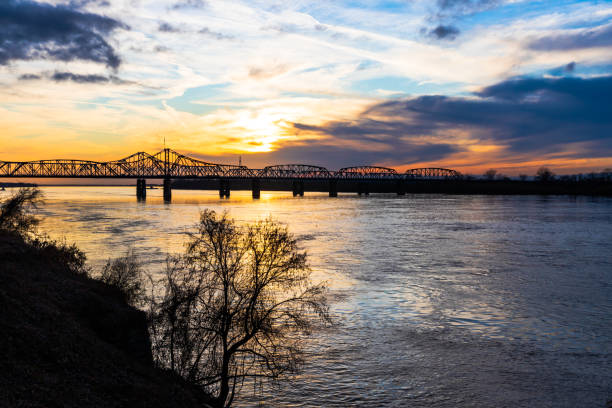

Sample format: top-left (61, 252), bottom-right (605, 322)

top-left (357, 182), bottom-right (369, 196)
top-left (136, 178), bottom-right (146, 200)
top-left (396, 180), bottom-right (406, 196)
top-left (328, 179), bottom-right (338, 197)
top-left (251, 178), bottom-right (260, 199)
top-left (292, 180), bottom-right (304, 197)
top-left (219, 179), bottom-right (230, 198)
top-left (163, 178), bottom-right (172, 202)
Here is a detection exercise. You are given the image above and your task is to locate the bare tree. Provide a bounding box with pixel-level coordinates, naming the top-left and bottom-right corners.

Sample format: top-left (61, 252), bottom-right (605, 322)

top-left (536, 167), bottom-right (555, 182)
top-left (149, 210), bottom-right (330, 408)
top-left (484, 169), bottom-right (497, 180)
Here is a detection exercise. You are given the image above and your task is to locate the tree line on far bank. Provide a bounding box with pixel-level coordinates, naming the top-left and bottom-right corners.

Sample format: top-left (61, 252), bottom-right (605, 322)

top-left (477, 167), bottom-right (612, 182)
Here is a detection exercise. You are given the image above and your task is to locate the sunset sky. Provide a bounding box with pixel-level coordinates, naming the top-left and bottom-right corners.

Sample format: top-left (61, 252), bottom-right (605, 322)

top-left (1, 0), bottom-right (612, 175)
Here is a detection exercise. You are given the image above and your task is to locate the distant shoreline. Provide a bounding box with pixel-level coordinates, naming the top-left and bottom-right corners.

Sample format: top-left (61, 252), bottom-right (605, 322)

top-left (3, 180), bottom-right (612, 197)
top-left (172, 179), bottom-right (612, 197)
top-left (0, 182), bottom-right (38, 188)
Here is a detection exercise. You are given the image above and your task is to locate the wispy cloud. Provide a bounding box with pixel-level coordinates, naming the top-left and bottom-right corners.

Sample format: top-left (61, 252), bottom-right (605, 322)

top-left (528, 23), bottom-right (612, 51)
top-left (172, 0), bottom-right (206, 10)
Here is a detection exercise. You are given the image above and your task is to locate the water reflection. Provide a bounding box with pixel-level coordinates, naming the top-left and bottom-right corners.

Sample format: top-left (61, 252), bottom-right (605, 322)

top-left (8, 186), bottom-right (611, 407)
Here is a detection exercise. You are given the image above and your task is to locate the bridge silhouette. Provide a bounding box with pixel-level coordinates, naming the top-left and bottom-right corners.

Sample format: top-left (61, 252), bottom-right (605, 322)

top-left (0, 148), bottom-right (461, 200)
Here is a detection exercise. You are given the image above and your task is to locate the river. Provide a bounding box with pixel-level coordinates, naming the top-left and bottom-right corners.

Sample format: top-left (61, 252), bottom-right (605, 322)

top-left (9, 186), bottom-right (612, 407)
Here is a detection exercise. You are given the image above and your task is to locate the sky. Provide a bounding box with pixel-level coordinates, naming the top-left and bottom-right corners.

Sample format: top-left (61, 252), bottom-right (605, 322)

top-left (1, 0), bottom-right (612, 175)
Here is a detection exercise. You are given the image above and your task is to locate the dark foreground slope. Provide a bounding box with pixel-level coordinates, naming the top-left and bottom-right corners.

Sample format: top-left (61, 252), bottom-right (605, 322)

top-left (0, 233), bottom-right (211, 408)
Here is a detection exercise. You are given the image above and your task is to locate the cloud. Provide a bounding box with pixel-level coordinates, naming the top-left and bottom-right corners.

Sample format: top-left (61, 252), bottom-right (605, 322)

top-left (436, 0), bottom-right (502, 17)
top-left (51, 71), bottom-right (116, 83)
top-left (172, 0), bottom-right (206, 9)
top-left (70, 0), bottom-right (111, 8)
top-left (18, 73), bottom-right (42, 80)
top-left (199, 27), bottom-right (234, 40)
top-left (548, 61), bottom-right (576, 76)
top-left (18, 71), bottom-right (127, 84)
top-left (0, 0), bottom-right (126, 69)
top-left (528, 23), bottom-right (612, 51)
top-left (256, 142), bottom-right (459, 169)
top-left (159, 22), bottom-right (179, 32)
top-left (290, 75), bottom-right (612, 163)
top-left (248, 64), bottom-right (289, 79)
top-left (288, 116), bottom-right (463, 167)
top-left (424, 0), bottom-right (499, 43)
top-left (429, 25), bottom-right (460, 40)
top-left (154, 45), bottom-right (171, 53)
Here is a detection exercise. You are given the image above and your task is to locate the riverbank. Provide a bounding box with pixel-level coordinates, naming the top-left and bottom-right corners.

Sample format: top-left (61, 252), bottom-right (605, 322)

top-left (172, 178), bottom-right (612, 196)
top-left (0, 182), bottom-right (37, 188)
top-left (0, 231), bottom-right (211, 407)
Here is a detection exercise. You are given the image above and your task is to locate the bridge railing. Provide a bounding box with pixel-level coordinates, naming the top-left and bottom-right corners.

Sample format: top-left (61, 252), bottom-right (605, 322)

top-left (0, 150), bottom-right (461, 180)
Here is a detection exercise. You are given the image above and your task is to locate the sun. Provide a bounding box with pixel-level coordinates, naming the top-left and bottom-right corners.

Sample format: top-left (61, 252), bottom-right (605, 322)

top-left (233, 110), bottom-right (288, 153)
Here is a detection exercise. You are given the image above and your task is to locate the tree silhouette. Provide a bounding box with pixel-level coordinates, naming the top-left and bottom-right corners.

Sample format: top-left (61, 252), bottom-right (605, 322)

top-left (484, 169), bottom-right (497, 180)
top-left (536, 167), bottom-right (555, 182)
top-left (0, 187), bottom-right (42, 235)
top-left (99, 249), bottom-right (146, 307)
top-left (149, 210), bottom-right (330, 408)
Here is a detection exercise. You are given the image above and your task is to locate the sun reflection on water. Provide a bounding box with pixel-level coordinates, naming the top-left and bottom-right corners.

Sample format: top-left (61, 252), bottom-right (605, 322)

top-left (4, 186), bottom-right (611, 407)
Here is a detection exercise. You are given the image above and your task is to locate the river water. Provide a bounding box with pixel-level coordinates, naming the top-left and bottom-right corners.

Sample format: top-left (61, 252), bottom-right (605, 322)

top-left (10, 187), bottom-right (612, 407)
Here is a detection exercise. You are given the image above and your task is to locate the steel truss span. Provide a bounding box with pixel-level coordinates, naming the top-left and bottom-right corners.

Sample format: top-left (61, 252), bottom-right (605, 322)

top-left (0, 149), bottom-right (461, 180)
top-left (405, 168), bottom-right (461, 179)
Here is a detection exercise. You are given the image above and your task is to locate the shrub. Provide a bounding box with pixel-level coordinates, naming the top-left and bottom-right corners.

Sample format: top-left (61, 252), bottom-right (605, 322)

top-left (30, 236), bottom-right (88, 276)
top-left (99, 249), bottom-right (146, 306)
top-left (0, 187), bottom-right (43, 236)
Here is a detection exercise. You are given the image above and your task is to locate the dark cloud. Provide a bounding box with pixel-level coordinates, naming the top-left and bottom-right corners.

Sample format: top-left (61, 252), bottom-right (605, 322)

top-left (159, 22), bottom-right (179, 32)
top-left (290, 76), bottom-right (612, 164)
top-left (425, 0), bottom-right (500, 42)
top-left (528, 24), bottom-right (612, 51)
top-left (18, 71), bottom-right (127, 84)
top-left (199, 27), bottom-right (234, 40)
top-left (0, 0), bottom-right (126, 69)
top-left (547, 61), bottom-right (576, 76)
top-left (51, 71), bottom-right (113, 83)
top-left (257, 143), bottom-right (459, 169)
top-left (18, 73), bottom-right (42, 80)
top-left (289, 117), bottom-right (462, 167)
top-left (172, 0), bottom-right (206, 9)
top-left (429, 25), bottom-right (460, 40)
top-left (70, 0), bottom-right (111, 8)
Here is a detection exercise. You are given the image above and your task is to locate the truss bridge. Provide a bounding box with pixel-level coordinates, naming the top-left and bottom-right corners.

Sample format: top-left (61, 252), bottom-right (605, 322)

top-left (0, 148), bottom-right (461, 201)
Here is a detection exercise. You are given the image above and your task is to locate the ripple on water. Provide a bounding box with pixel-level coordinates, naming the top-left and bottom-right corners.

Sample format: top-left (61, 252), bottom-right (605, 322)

top-left (34, 188), bottom-right (612, 407)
